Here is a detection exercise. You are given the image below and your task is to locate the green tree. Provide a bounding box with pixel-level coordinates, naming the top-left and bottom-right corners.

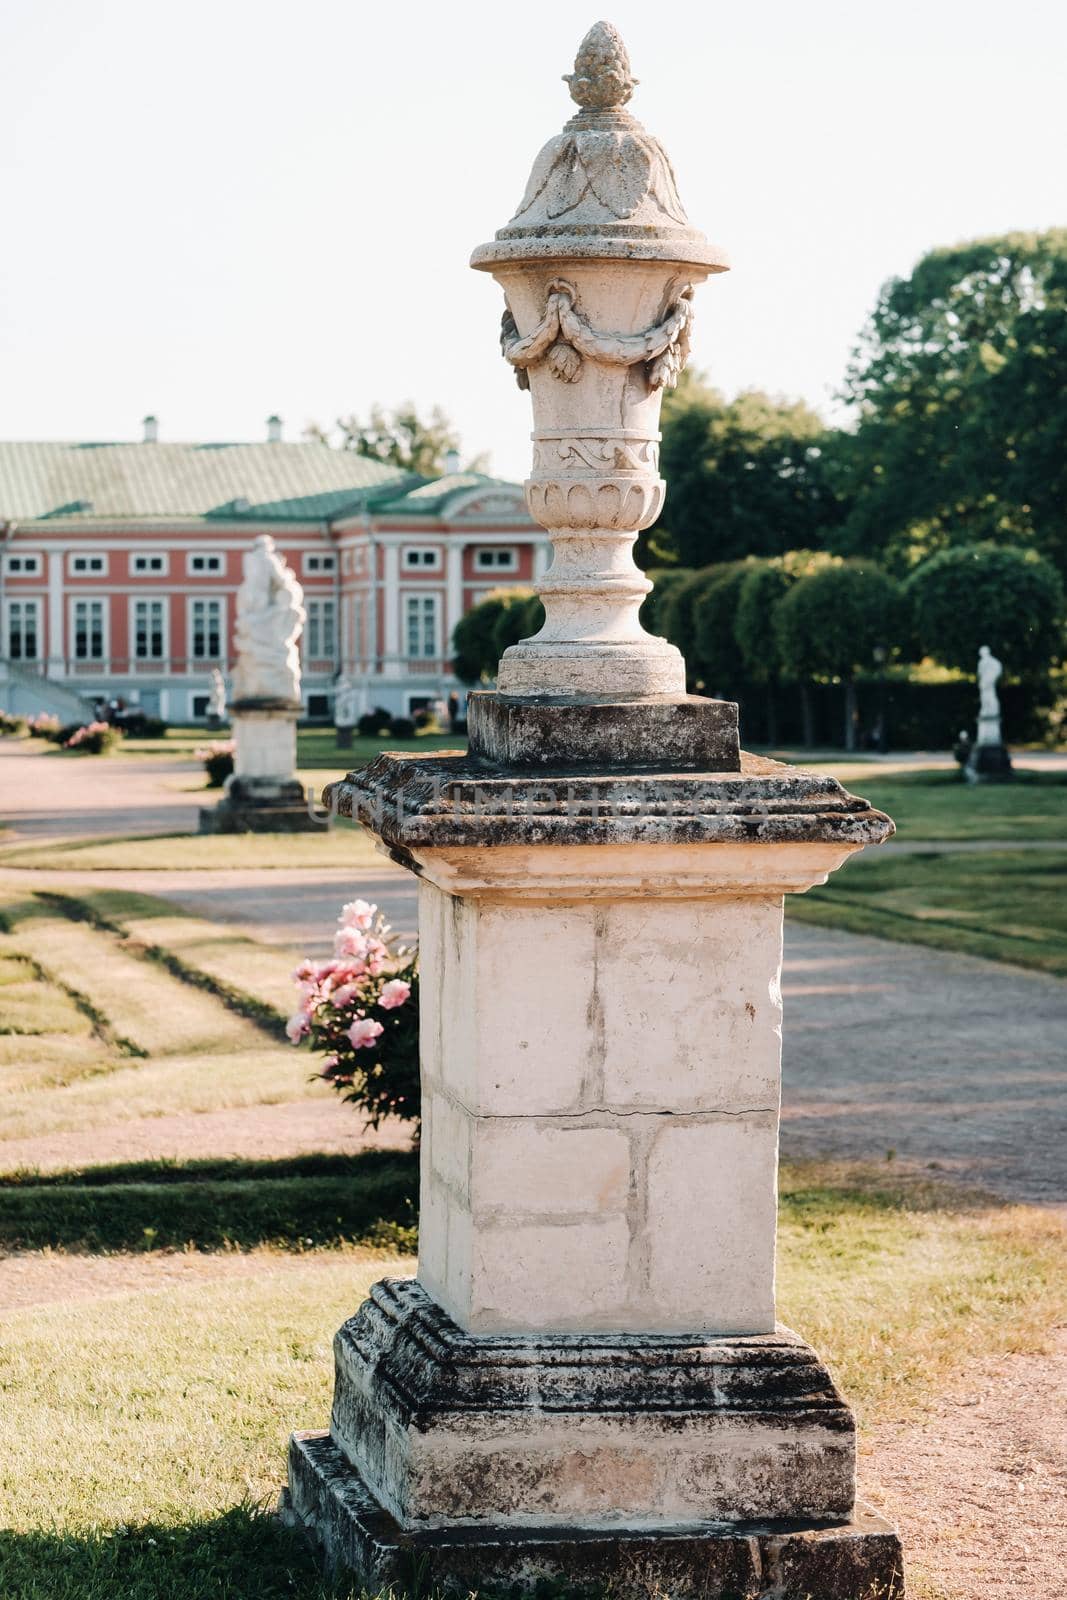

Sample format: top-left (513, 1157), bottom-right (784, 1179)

top-left (691, 562), bottom-right (753, 694)
top-left (653, 375), bottom-right (846, 568)
top-left (906, 544), bottom-right (1064, 677)
top-left (835, 230), bottom-right (1067, 576)
top-left (774, 560), bottom-right (902, 749)
top-left (639, 568), bottom-right (694, 637)
top-left (334, 402), bottom-right (463, 476)
top-left (451, 590), bottom-right (541, 685)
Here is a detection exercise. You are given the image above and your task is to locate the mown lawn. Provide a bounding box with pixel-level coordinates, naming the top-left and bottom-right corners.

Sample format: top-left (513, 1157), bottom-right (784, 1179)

top-left (0, 887), bottom-right (325, 1145)
top-left (841, 766), bottom-right (1067, 842)
top-left (0, 1163), bottom-right (1062, 1599)
top-left (791, 848), bottom-right (1067, 976)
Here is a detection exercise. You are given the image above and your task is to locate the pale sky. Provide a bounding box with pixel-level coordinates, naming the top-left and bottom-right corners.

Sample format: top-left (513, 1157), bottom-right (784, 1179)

top-left (1, 0), bottom-right (1063, 482)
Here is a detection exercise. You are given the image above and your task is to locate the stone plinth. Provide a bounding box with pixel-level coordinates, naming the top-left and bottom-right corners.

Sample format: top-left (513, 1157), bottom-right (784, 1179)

top-left (287, 748), bottom-right (902, 1596)
top-left (199, 699), bottom-right (318, 834)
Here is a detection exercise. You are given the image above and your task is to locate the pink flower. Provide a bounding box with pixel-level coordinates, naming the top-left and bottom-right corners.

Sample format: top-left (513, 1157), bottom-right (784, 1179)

top-left (348, 1017), bottom-right (384, 1050)
top-left (292, 959), bottom-right (316, 982)
top-left (330, 983), bottom-right (356, 1007)
top-left (286, 1011), bottom-right (310, 1044)
top-left (334, 926), bottom-right (369, 961)
top-left (379, 978), bottom-right (411, 1010)
top-left (340, 900), bottom-right (375, 931)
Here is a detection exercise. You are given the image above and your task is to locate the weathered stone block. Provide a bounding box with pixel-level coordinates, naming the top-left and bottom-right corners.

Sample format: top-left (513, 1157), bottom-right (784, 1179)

top-left (324, 1280), bottom-right (858, 1532)
top-left (646, 1117), bottom-right (779, 1333)
top-left (467, 689), bottom-right (740, 772)
top-left (471, 1122), bottom-right (629, 1217)
top-left (287, 1433), bottom-right (904, 1600)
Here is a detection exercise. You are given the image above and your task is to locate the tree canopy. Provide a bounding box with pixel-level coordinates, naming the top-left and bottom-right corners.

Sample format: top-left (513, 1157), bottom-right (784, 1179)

top-left (833, 230), bottom-right (1067, 576)
top-left (774, 561), bottom-right (901, 683)
top-left (651, 376), bottom-right (845, 568)
top-left (451, 590), bottom-right (543, 685)
top-left (333, 402), bottom-right (462, 476)
top-left (905, 543), bottom-right (1064, 677)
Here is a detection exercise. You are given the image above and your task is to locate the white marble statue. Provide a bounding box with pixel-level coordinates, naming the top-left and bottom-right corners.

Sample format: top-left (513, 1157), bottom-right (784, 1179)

top-left (334, 674), bottom-right (360, 728)
top-left (231, 535), bottom-right (305, 704)
top-left (976, 643), bottom-right (1003, 744)
top-left (207, 667), bottom-right (227, 721)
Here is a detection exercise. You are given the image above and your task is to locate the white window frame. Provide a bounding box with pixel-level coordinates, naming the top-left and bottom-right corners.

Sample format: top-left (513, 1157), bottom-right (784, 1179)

top-left (3, 552), bottom-right (42, 577)
top-left (129, 595), bottom-right (170, 663)
top-left (69, 595), bottom-right (109, 662)
top-left (4, 596), bottom-right (42, 661)
top-left (404, 591), bottom-right (440, 660)
top-left (305, 596), bottom-right (337, 660)
top-left (402, 546), bottom-right (441, 572)
top-left (186, 552), bottom-right (225, 577)
top-left (302, 552), bottom-right (337, 575)
top-left (474, 546), bottom-right (519, 572)
top-left (69, 552), bottom-right (108, 577)
top-left (131, 551), bottom-right (170, 576)
top-left (188, 594), bottom-right (226, 662)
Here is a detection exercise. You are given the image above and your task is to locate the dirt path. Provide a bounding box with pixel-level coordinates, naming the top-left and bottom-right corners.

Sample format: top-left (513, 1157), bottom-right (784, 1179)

top-left (0, 1100), bottom-right (412, 1174)
top-left (862, 1328), bottom-right (1067, 1600)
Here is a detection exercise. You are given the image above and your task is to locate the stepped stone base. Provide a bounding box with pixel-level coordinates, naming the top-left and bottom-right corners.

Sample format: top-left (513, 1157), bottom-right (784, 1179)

top-left (285, 1431), bottom-right (904, 1599)
top-left (198, 776), bottom-right (319, 833)
top-left (965, 741), bottom-right (1014, 783)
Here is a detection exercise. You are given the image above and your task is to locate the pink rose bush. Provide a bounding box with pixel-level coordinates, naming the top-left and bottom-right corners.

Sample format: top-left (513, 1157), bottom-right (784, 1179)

top-left (64, 721), bottom-right (122, 754)
top-left (288, 900), bottom-right (419, 1131)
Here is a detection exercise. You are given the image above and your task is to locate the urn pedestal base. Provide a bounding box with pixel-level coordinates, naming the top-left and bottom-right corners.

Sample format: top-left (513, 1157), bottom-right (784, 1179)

top-left (285, 1279), bottom-right (903, 1598)
top-left (198, 776), bottom-right (318, 833)
top-left (965, 741), bottom-right (1014, 783)
top-left (286, 1433), bottom-right (903, 1600)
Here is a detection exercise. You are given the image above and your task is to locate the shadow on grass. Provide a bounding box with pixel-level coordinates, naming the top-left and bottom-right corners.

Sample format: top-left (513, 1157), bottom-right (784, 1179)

top-left (0, 1504), bottom-right (367, 1600)
top-left (0, 1151), bottom-right (419, 1253)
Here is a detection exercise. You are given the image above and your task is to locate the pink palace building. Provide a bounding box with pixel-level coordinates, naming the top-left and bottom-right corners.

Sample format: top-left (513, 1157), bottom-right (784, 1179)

top-left (0, 417), bottom-right (547, 724)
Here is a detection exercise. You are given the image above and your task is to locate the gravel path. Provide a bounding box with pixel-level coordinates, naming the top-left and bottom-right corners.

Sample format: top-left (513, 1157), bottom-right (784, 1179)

top-left (862, 1328), bottom-right (1067, 1600)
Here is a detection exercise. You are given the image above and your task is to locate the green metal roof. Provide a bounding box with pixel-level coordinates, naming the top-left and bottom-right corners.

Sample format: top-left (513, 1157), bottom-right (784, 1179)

top-left (0, 441), bottom-right (413, 525)
top-left (370, 472), bottom-right (524, 516)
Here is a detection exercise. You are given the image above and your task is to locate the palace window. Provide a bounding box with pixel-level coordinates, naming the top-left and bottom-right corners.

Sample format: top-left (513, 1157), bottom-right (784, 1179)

top-left (132, 553), bottom-right (168, 575)
top-left (305, 597), bottom-right (336, 659)
top-left (405, 593), bottom-right (438, 659)
top-left (73, 598), bottom-right (106, 660)
top-left (70, 553), bottom-right (107, 576)
top-left (303, 553), bottom-right (336, 574)
top-left (4, 553), bottom-right (41, 576)
top-left (474, 547), bottom-right (518, 571)
top-left (190, 598), bottom-right (223, 660)
top-left (133, 598), bottom-right (166, 660)
top-left (187, 553), bottom-right (224, 576)
top-left (5, 599), bottom-right (40, 660)
top-left (403, 547), bottom-right (440, 570)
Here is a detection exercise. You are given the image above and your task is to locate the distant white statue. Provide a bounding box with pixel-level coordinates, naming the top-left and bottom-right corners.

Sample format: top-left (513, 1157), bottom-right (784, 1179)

top-left (231, 535), bottom-right (305, 704)
top-left (976, 644), bottom-right (1002, 745)
top-left (334, 674), bottom-right (360, 728)
top-left (207, 667), bottom-right (227, 721)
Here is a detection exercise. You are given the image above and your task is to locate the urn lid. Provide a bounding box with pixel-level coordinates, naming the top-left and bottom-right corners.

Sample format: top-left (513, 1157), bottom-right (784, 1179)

top-left (471, 21), bottom-right (729, 272)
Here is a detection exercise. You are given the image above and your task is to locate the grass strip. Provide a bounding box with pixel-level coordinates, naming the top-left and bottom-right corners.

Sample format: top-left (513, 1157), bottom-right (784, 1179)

top-left (36, 891), bottom-right (286, 1037)
top-left (789, 848), bottom-right (1067, 976)
top-left (849, 766), bottom-right (1067, 842)
top-left (0, 1151), bottom-right (418, 1253)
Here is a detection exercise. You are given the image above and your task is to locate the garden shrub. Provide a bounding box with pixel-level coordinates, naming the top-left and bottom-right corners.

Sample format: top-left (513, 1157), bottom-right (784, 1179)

top-left (196, 740), bottom-right (235, 787)
top-left (63, 721), bottom-right (123, 754)
top-left (358, 707), bottom-right (392, 736)
top-left (388, 716), bottom-right (416, 740)
top-left (288, 901), bottom-right (419, 1131)
top-left (0, 711), bottom-right (28, 737)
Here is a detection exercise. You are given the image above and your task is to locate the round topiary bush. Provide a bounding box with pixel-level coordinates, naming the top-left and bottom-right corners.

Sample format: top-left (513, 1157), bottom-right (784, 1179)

top-left (906, 543), bottom-right (1065, 675)
top-left (388, 716), bottom-right (416, 740)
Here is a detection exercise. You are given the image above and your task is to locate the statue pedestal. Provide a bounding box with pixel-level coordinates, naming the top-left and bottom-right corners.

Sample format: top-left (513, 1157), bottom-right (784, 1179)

top-left (335, 724), bottom-right (354, 750)
top-left (284, 741), bottom-right (903, 1598)
top-left (966, 715), bottom-right (1013, 784)
top-left (199, 701), bottom-right (318, 833)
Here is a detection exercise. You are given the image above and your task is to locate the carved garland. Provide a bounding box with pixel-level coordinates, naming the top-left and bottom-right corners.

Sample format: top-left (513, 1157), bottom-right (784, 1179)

top-left (500, 279), bottom-right (693, 393)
